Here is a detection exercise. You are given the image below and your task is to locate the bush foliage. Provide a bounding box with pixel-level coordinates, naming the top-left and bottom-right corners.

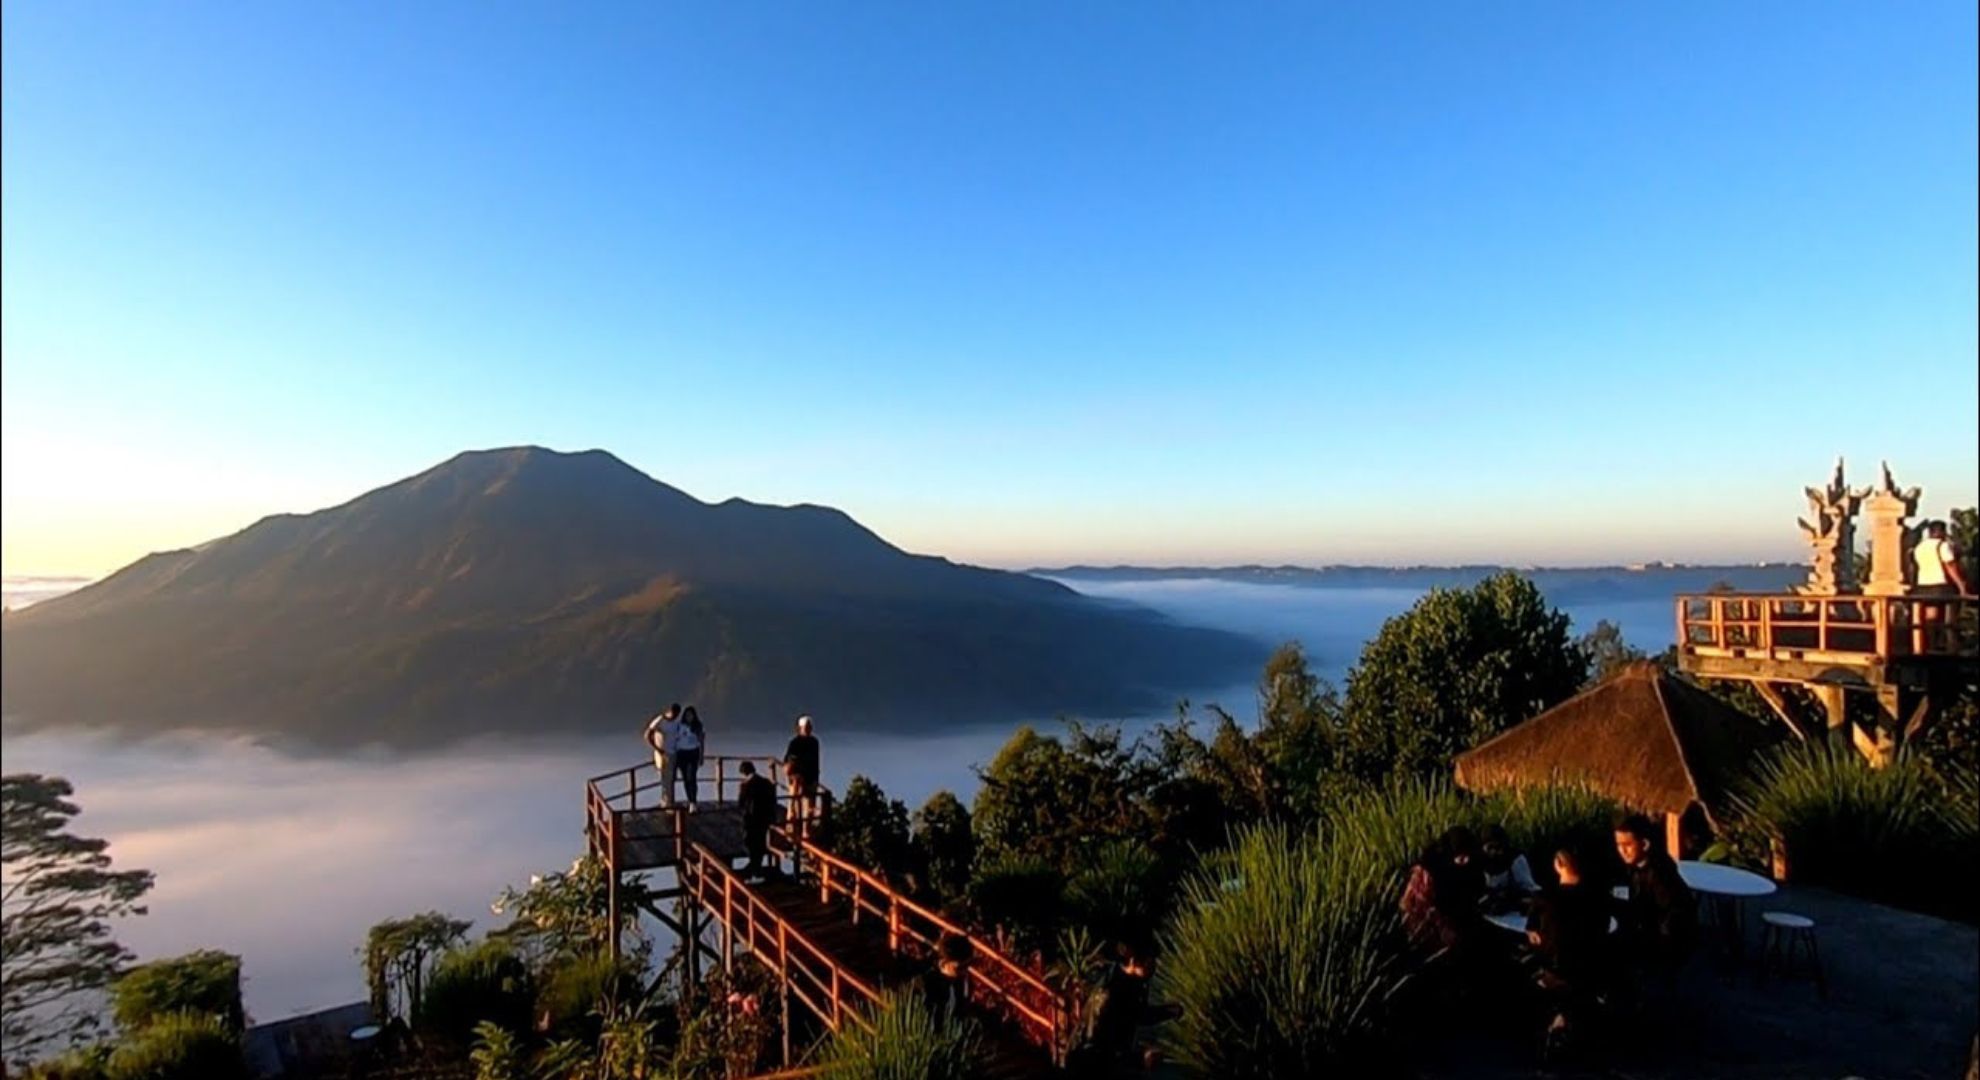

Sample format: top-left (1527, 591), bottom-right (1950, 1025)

top-left (1733, 742), bottom-right (1975, 922)
top-left (110, 950), bottom-right (244, 1036)
top-left (817, 993), bottom-right (980, 1080)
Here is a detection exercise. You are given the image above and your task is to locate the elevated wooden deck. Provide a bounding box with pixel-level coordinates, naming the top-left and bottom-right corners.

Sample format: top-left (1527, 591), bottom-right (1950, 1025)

top-left (1675, 592), bottom-right (1974, 760)
top-left (586, 757), bottom-right (1069, 1075)
top-left (1676, 592), bottom-right (1974, 685)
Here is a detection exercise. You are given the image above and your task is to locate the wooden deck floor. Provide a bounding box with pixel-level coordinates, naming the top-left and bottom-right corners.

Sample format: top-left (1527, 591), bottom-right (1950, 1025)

top-left (615, 802), bottom-right (752, 870)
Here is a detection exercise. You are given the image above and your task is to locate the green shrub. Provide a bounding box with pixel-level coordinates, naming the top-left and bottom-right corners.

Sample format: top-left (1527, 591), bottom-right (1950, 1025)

top-left (536, 950), bottom-right (636, 1041)
top-left (1159, 822), bottom-right (1406, 1077)
top-left (1064, 839), bottom-right (1167, 948)
top-left (817, 993), bottom-right (980, 1080)
top-left (103, 1012), bottom-right (246, 1080)
top-left (18, 1045), bottom-right (112, 1080)
top-left (1734, 743), bottom-right (1974, 921)
top-left (469, 1021), bottom-right (526, 1080)
top-left (111, 950), bottom-right (244, 1034)
top-left (965, 854), bottom-right (1064, 953)
top-left (1486, 782), bottom-right (1620, 880)
top-left (417, 939), bottom-right (533, 1046)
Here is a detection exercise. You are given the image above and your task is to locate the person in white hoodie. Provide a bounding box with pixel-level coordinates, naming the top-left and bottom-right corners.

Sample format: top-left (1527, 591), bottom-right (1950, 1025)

top-left (644, 702), bottom-right (682, 808)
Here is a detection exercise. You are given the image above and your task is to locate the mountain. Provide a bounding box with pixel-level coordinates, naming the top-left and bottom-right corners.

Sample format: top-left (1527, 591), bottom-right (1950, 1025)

top-left (1, 448), bottom-right (1263, 747)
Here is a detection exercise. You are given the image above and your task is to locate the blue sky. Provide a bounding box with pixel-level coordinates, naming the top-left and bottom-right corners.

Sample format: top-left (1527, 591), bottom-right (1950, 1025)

top-left (4, 3), bottom-right (1976, 575)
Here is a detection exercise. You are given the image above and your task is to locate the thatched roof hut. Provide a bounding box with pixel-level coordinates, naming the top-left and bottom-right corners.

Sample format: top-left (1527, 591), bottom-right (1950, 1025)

top-left (1454, 662), bottom-right (1785, 841)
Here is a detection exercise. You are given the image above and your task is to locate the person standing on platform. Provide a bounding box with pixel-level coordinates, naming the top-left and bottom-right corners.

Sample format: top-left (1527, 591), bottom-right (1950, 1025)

top-left (737, 760), bottom-right (778, 878)
top-left (1913, 520), bottom-right (1972, 653)
top-left (674, 705), bottom-right (705, 813)
top-left (644, 702), bottom-right (682, 808)
top-left (784, 714), bottom-right (822, 829)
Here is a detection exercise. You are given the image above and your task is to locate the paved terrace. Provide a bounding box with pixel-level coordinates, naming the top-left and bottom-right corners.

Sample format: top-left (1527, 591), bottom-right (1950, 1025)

top-left (1415, 884), bottom-right (1977, 1079)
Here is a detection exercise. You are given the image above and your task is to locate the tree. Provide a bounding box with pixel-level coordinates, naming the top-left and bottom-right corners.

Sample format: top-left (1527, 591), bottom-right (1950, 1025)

top-left (1338, 572), bottom-right (1587, 781)
top-left (829, 776), bottom-right (912, 878)
top-left (2, 774), bottom-right (155, 1061)
top-left (1246, 644), bottom-right (1347, 819)
top-left (1577, 619), bottom-right (1645, 687)
top-left (111, 950), bottom-right (245, 1035)
top-left (362, 912), bottom-right (470, 1024)
top-left (909, 793), bottom-right (975, 903)
top-left (971, 724), bottom-right (1151, 868)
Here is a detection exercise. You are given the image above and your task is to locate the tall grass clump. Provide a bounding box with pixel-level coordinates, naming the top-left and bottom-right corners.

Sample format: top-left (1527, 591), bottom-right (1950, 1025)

top-left (417, 939), bottom-right (533, 1046)
top-left (1318, 779), bottom-right (1475, 871)
top-left (1735, 742), bottom-right (1974, 922)
top-left (1485, 783), bottom-right (1619, 870)
top-left (816, 993), bottom-right (980, 1080)
top-left (1159, 821), bottom-right (1407, 1077)
top-left (103, 1011), bottom-right (247, 1080)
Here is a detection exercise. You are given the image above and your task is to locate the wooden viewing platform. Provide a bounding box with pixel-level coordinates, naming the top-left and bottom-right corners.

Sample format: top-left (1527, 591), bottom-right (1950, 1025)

top-left (585, 757), bottom-right (1069, 1075)
top-left (1675, 591), bottom-right (1975, 760)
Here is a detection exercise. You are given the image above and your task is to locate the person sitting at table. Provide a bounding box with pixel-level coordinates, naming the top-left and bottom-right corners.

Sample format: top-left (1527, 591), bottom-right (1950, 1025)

top-left (1527, 844), bottom-right (1614, 1055)
top-left (1612, 813), bottom-right (1696, 974)
top-left (1479, 825), bottom-right (1540, 904)
top-left (1401, 826), bottom-right (1488, 957)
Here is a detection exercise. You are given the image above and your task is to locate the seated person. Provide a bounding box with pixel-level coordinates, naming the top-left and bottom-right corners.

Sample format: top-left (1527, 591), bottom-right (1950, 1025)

top-left (1400, 826), bottom-right (1487, 956)
top-left (918, 933), bottom-right (973, 1021)
top-left (1479, 825), bottom-right (1540, 904)
top-left (1526, 845), bottom-right (1614, 1048)
top-left (1067, 937), bottom-right (1180, 1078)
top-left (1612, 814), bottom-right (1696, 974)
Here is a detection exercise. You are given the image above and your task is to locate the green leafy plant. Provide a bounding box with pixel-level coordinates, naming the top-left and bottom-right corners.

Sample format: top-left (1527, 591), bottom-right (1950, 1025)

top-left (362, 912), bottom-right (471, 1024)
top-left (965, 854), bottom-right (1064, 954)
top-left (2, 774), bottom-right (155, 1060)
top-left (816, 993), bottom-right (980, 1080)
top-left (102, 1011), bottom-right (246, 1080)
top-left (111, 951), bottom-right (244, 1035)
top-left (418, 939), bottom-right (533, 1046)
top-left (1733, 742), bottom-right (1974, 921)
top-left (1159, 821), bottom-right (1406, 1077)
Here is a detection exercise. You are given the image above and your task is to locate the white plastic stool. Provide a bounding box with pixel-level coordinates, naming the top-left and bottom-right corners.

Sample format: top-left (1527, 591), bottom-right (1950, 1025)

top-left (1758, 911), bottom-right (1826, 998)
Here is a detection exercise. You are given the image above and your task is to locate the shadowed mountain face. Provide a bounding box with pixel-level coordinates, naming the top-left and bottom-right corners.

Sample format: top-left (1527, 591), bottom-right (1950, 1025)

top-left (1, 448), bottom-right (1263, 747)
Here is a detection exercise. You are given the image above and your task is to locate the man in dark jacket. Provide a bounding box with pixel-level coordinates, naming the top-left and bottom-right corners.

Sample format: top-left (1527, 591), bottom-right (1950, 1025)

top-left (736, 761), bottom-right (778, 878)
top-left (1613, 813), bottom-right (1696, 974)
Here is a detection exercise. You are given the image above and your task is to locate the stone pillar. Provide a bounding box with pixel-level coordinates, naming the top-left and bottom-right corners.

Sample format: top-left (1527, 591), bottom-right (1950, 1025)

top-left (1795, 459), bottom-right (1866, 596)
top-left (1861, 462), bottom-right (1921, 597)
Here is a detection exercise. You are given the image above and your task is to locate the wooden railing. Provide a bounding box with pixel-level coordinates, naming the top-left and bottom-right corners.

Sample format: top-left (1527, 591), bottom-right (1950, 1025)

top-left (1677, 593), bottom-right (1975, 662)
top-left (788, 837), bottom-right (1071, 1060)
top-left (677, 841), bottom-right (883, 1036)
top-left (586, 755), bottom-right (791, 867)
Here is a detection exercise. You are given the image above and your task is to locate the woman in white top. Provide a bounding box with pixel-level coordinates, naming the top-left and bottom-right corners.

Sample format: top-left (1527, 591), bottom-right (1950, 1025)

top-left (644, 702), bottom-right (682, 807)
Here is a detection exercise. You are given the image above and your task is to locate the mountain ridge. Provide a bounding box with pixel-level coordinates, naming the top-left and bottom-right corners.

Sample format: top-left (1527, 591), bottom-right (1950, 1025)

top-left (2, 447), bottom-right (1260, 747)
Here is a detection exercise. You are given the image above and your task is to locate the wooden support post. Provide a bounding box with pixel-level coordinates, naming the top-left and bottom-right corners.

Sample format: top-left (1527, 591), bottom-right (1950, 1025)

top-left (1811, 683), bottom-right (1848, 734)
top-left (1751, 682), bottom-right (1806, 741)
top-left (1664, 812), bottom-right (1684, 862)
top-left (605, 818), bottom-right (622, 962)
top-left (722, 875), bottom-right (734, 974)
top-left (778, 924), bottom-right (792, 1067)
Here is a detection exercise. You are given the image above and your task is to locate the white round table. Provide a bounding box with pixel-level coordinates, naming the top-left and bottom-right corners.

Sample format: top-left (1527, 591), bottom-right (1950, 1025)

top-left (1677, 861), bottom-right (1777, 897)
top-left (1676, 861), bottom-right (1776, 963)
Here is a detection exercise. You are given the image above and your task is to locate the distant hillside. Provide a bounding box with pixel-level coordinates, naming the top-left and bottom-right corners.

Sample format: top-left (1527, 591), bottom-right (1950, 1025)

top-left (1, 448), bottom-right (1262, 747)
top-left (1034, 563), bottom-right (1806, 603)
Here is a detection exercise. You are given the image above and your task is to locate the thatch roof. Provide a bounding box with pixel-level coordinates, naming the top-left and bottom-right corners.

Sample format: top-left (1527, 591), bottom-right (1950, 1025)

top-left (1453, 662), bottom-right (1784, 827)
